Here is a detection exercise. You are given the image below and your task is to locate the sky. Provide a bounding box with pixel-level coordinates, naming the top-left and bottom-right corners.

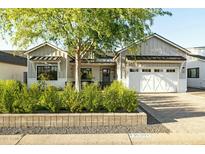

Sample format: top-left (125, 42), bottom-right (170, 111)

top-left (150, 8), bottom-right (205, 48)
top-left (0, 8), bottom-right (205, 50)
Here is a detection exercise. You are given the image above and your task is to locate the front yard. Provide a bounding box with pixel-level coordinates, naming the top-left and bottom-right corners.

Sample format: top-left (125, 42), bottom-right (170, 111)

top-left (0, 80), bottom-right (138, 114)
top-left (0, 80), bottom-right (172, 135)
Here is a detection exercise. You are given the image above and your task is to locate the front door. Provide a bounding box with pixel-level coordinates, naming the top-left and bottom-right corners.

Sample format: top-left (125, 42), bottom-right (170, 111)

top-left (102, 68), bottom-right (111, 84)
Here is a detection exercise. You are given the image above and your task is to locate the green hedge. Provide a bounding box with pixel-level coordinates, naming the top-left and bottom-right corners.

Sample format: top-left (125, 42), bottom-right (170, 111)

top-left (0, 80), bottom-right (138, 113)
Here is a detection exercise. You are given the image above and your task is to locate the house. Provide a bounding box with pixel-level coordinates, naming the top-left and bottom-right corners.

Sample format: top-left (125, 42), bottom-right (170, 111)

top-left (24, 33), bottom-right (190, 93)
top-left (0, 50), bottom-right (27, 82)
top-left (114, 33), bottom-right (190, 93)
top-left (186, 47), bottom-right (205, 89)
top-left (25, 42), bottom-right (116, 88)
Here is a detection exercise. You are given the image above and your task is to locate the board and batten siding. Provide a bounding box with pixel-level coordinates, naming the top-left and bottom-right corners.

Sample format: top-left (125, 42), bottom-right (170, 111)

top-left (27, 45), bottom-right (68, 88)
top-left (116, 36), bottom-right (187, 92)
top-left (137, 37), bottom-right (186, 57)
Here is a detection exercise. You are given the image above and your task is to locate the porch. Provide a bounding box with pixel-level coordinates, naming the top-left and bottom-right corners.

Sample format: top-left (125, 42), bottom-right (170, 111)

top-left (69, 61), bottom-right (116, 89)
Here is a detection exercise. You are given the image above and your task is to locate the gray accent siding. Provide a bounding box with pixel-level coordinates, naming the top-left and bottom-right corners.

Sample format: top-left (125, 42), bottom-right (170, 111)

top-left (128, 37), bottom-right (186, 57)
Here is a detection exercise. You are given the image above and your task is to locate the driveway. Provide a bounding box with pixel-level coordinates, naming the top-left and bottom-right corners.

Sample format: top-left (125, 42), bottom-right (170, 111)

top-left (139, 90), bottom-right (205, 133)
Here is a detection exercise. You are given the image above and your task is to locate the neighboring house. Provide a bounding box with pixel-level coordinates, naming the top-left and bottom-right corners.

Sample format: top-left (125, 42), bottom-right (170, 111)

top-left (114, 33), bottom-right (190, 93)
top-left (25, 42), bottom-right (116, 88)
top-left (24, 33), bottom-right (190, 93)
top-left (0, 51), bottom-right (27, 82)
top-left (186, 47), bottom-right (205, 89)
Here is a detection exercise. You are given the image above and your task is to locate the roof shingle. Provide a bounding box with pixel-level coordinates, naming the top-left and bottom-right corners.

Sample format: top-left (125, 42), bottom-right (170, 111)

top-left (0, 51), bottom-right (27, 66)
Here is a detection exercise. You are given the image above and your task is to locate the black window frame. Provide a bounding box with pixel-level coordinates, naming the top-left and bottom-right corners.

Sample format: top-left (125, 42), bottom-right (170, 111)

top-left (37, 65), bottom-right (58, 80)
top-left (142, 69), bottom-right (151, 72)
top-left (188, 67), bottom-right (199, 78)
top-left (130, 68), bottom-right (138, 72)
top-left (154, 69), bottom-right (163, 72)
top-left (81, 68), bottom-right (92, 81)
top-left (166, 69), bottom-right (176, 73)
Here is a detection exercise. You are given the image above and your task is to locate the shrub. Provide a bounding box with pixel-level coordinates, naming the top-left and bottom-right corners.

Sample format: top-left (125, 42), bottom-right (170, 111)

top-left (103, 81), bottom-right (138, 112)
top-left (12, 84), bottom-right (33, 113)
top-left (61, 83), bottom-right (81, 112)
top-left (0, 80), bottom-right (22, 113)
top-left (0, 80), bottom-right (138, 113)
top-left (40, 85), bottom-right (61, 112)
top-left (0, 81), bottom-right (7, 113)
top-left (81, 83), bottom-right (102, 112)
top-left (121, 90), bottom-right (138, 112)
top-left (103, 81), bottom-right (124, 112)
top-left (29, 83), bottom-right (43, 111)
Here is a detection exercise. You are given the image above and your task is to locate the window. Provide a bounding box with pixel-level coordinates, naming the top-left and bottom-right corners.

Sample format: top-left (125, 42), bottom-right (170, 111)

top-left (166, 69), bottom-right (175, 73)
top-left (154, 69), bottom-right (163, 72)
top-left (81, 68), bottom-right (92, 81)
top-left (188, 68), bottom-right (199, 78)
top-left (142, 69), bottom-right (151, 72)
top-left (130, 69), bottom-right (138, 72)
top-left (37, 65), bottom-right (58, 80)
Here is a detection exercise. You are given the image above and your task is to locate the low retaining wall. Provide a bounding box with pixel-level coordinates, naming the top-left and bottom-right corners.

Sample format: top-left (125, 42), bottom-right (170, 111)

top-left (0, 110), bottom-right (147, 127)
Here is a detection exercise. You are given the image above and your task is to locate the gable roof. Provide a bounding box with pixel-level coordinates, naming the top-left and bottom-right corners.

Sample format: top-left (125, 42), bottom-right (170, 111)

top-left (24, 42), bottom-right (74, 59)
top-left (24, 42), bottom-right (68, 55)
top-left (114, 33), bottom-right (191, 59)
top-left (0, 51), bottom-right (27, 66)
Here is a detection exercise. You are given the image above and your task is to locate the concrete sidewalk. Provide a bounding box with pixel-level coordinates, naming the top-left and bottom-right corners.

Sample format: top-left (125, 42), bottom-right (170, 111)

top-left (1, 133), bottom-right (205, 145)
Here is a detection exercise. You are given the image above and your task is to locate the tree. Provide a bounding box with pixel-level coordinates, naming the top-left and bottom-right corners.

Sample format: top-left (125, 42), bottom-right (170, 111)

top-left (0, 8), bottom-right (171, 91)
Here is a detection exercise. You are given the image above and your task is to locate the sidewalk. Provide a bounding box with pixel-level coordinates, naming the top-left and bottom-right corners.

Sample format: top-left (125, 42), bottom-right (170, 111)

top-left (1, 133), bottom-right (205, 145)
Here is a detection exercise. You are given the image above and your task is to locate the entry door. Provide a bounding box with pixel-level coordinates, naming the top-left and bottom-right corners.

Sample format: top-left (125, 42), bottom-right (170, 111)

top-left (102, 68), bottom-right (110, 83)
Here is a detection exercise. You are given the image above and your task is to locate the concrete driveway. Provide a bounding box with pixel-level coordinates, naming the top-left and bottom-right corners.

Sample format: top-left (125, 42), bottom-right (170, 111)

top-left (139, 90), bottom-right (205, 133)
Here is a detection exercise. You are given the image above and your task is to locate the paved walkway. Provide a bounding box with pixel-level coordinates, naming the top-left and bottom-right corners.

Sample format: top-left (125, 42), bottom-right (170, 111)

top-left (1, 133), bottom-right (205, 145)
top-left (139, 92), bottom-right (205, 133)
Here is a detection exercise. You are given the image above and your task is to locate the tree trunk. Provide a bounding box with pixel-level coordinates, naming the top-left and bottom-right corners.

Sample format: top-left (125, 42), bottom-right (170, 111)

top-left (75, 51), bottom-right (81, 92)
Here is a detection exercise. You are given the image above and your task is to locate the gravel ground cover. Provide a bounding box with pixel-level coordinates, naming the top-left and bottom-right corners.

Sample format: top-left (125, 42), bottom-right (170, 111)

top-left (0, 109), bottom-right (170, 134)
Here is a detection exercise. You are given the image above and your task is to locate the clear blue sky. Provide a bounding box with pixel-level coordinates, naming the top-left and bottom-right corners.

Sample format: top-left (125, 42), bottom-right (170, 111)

top-left (151, 8), bottom-right (205, 48)
top-left (1, 8), bottom-right (205, 50)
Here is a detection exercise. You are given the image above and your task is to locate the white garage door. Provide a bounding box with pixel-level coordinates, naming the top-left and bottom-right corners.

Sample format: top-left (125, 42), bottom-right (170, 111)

top-left (129, 68), bottom-right (178, 93)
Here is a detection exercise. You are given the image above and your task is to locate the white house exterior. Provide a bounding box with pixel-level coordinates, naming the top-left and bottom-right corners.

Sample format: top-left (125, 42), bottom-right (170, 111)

top-left (187, 47), bottom-right (205, 89)
top-left (114, 33), bottom-right (189, 93)
top-left (25, 43), bottom-right (70, 88)
top-left (0, 51), bottom-right (27, 82)
top-left (23, 33), bottom-right (190, 93)
top-left (25, 42), bottom-right (116, 88)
